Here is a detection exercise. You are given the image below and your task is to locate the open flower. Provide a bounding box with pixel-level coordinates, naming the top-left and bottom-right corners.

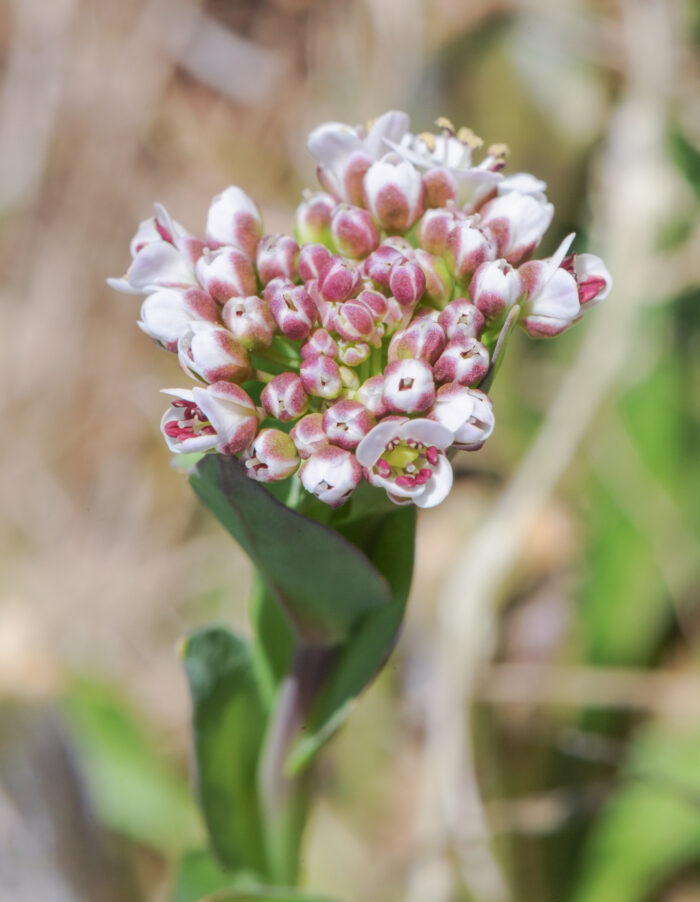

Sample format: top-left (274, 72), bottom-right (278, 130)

top-left (161, 383), bottom-right (258, 455)
top-left (356, 418), bottom-right (454, 508)
top-left (519, 234), bottom-right (581, 337)
top-left (307, 110), bottom-right (410, 205)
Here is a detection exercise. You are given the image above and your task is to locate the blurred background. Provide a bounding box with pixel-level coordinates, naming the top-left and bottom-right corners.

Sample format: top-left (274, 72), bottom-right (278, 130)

top-left (1, 0), bottom-right (699, 899)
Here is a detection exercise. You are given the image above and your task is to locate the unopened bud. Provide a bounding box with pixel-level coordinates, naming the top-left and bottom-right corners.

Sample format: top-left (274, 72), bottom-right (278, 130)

top-left (355, 375), bottom-right (388, 417)
top-left (363, 243), bottom-right (405, 290)
top-left (290, 413), bottom-right (329, 459)
top-left (414, 249), bottom-right (453, 309)
top-left (178, 323), bottom-right (251, 384)
top-left (298, 243), bottom-right (334, 283)
top-left (330, 204), bottom-right (379, 259)
top-left (389, 317), bottom-right (446, 365)
top-left (195, 247), bottom-right (257, 302)
top-left (469, 259), bottom-right (523, 323)
top-left (479, 191), bottom-right (554, 265)
top-left (438, 298), bottom-right (485, 340)
top-left (261, 372), bottom-right (309, 422)
top-left (383, 358), bottom-right (436, 413)
top-left (221, 295), bottom-right (276, 350)
top-left (322, 399), bottom-right (376, 450)
top-left (256, 234), bottom-right (299, 286)
top-left (264, 279), bottom-right (317, 341)
top-left (417, 207), bottom-right (466, 256)
top-left (337, 339), bottom-right (371, 367)
top-left (299, 353), bottom-right (343, 399)
top-left (301, 328), bottom-right (338, 359)
top-left (243, 428), bottom-right (300, 482)
top-left (389, 260), bottom-right (426, 310)
top-left (295, 191), bottom-right (336, 245)
top-left (299, 445), bottom-right (362, 507)
top-left (206, 186), bottom-right (262, 258)
top-left (363, 158), bottom-right (424, 232)
top-left (138, 287), bottom-right (218, 352)
top-left (446, 221), bottom-right (496, 285)
top-left (433, 336), bottom-right (490, 386)
top-left (318, 257), bottom-right (362, 302)
top-left (428, 383), bottom-right (495, 450)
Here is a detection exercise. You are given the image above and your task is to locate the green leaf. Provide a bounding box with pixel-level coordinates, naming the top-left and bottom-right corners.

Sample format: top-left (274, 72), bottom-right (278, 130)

top-left (571, 723), bottom-right (700, 902)
top-left (668, 126), bottom-right (700, 202)
top-left (249, 573), bottom-right (295, 709)
top-left (190, 456), bottom-right (392, 644)
top-left (63, 682), bottom-right (201, 855)
top-left (172, 850), bottom-right (239, 902)
top-left (183, 628), bottom-right (268, 874)
top-left (287, 507), bottom-right (416, 773)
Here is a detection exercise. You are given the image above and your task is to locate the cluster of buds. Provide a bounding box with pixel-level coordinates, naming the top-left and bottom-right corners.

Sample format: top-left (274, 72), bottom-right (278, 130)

top-left (111, 112), bottom-right (611, 509)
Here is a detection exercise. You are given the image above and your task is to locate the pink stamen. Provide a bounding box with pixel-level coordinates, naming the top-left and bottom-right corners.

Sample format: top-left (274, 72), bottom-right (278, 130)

top-left (418, 467), bottom-right (433, 482)
top-left (579, 277), bottom-right (607, 305)
top-left (426, 446), bottom-right (439, 466)
top-left (376, 459), bottom-right (392, 477)
top-left (395, 474), bottom-right (416, 488)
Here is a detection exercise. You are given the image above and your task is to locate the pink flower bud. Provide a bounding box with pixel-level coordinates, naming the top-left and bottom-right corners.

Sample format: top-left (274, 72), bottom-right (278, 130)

top-left (356, 287), bottom-right (389, 322)
top-left (295, 191), bottom-right (336, 244)
top-left (318, 257), bottom-right (362, 302)
top-left (363, 157), bottom-right (424, 232)
top-left (383, 236), bottom-right (415, 257)
top-left (389, 317), bottom-right (446, 365)
top-left (383, 358), bottom-right (436, 413)
top-left (423, 167), bottom-right (458, 208)
top-left (221, 295), bottom-right (276, 350)
top-left (330, 203), bottom-right (379, 259)
top-left (363, 243), bottom-right (406, 290)
top-left (334, 298), bottom-right (376, 342)
top-left (382, 296), bottom-right (407, 335)
top-left (417, 207), bottom-right (466, 257)
top-left (469, 259), bottom-right (523, 323)
top-left (446, 221), bottom-right (496, 284)
top-left (206, 186), bottom-right (263, 258)
top-left (322, 400), bottom-right (376, 450)
top-left (299, 445), bottom-right (362, 507)
top-left (301, 328), bottom-right (338, 359)
top-left (161, 383), bottom-right (258, 455)
top-left (562, 253), bottom-right (612, 309)
top-left (479, 191), bottom-right (554, 265)
top-left (256, 234), bottom-right (299, 286)
top-left (138, 287), bottom-right (218, 352)
top-left (178, 323), bottom-right (251, 384)
top-left (242, 428), bottom-right (300, 482)
top-left (261, 372), bottom-right (309, 422)
top-left (355, 375), bottom-right (388, 417)
top-left (195, 247), bottom-right (258, 302)
top-left (389, 260), bottom-right (426, 310)
top-left (428, 383), bottom-right (495, 450)
top-left (414, 249), bottom-right (453, 309)
top-left (337, 339), bottom-right (371, 367)
top-left (290, 413), bottom-right (329, 459)
top-left (298, 243), bottom-right (334, 283)
top-left (433, 336), bottom-right (490, 386)
top-left (300, 353), bottom-right (343, 399)
top-left (264, 279), bottom-right (317, 341)
top-left (438, 298), bottom-right (485, 341)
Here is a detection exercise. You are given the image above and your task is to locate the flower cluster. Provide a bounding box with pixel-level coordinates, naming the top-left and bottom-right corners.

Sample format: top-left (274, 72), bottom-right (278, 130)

top-left (110, 112), bottom-right (611, 509)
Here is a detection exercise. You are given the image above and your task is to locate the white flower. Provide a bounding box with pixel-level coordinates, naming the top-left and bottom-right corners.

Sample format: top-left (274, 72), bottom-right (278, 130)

top-left (519, 233), bottom-right (580, 337)
top-left (307, 110), bottom-right (410, 205)
top-left (205, 186), bottom-right (262, 257)
top-left (356, 418), bottom-right (454, 508)
top-left (299, 445), bottom-right (362, 507)
top-left (428, 383), bottom-right (495, 450)
top-left (160, 383), bottom-right (258, 456)
top-left (137, 287), bottom-right (218, 352)
top-left (479, 190), bottom-right (554, 265)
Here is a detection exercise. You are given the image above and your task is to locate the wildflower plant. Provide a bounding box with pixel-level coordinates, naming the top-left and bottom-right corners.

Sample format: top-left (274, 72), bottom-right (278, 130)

top-left (110, 111), bottom-right (610, 898)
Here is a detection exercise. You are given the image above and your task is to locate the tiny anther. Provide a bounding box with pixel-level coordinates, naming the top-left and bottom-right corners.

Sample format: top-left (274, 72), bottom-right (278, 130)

top-left (395, 474), bottom-right (416, 488)
top-left (457, 126), bottom-right (484, 149)
top-left (399, 377), bottom-right (414, 391)
top-left (435, 116), bottom-right (455, 134)
top-left (418, 131), bottom-right (437, 152)
top-left (487, 143), bottom-right (510, 161)
top-left (426, 446), bottom-right (439, 466)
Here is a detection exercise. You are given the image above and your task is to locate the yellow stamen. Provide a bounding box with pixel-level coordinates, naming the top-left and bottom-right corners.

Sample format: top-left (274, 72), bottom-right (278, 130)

top-left (435, 116), bottom-right (455, 134)
top-left (457, 126), bottom-right (484, 149)
top-left (487, 142), bottom-right (510, 160)
top-left (418, 131), bottom-right (437, 151)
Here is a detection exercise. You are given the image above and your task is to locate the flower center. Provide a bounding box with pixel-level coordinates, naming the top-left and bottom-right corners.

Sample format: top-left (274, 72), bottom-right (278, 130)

top-left (374, 438), bottom-right (440, 488)
top-left (165, 401), bottom-right (215, 442)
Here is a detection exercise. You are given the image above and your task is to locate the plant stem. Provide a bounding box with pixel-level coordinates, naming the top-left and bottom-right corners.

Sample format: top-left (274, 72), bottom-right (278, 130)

top-left (257, 645), bottom-right (336, 885)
